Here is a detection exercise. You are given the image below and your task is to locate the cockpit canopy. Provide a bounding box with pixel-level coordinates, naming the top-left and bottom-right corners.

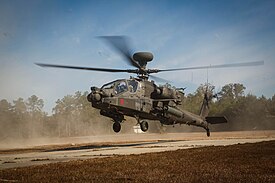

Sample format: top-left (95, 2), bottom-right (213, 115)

top-left (101, 79), bottom-right (139, 95)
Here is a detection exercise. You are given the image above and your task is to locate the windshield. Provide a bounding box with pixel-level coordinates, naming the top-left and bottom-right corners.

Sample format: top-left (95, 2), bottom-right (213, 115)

top-left (102, 79), bottom-right (138, 95)
top-left (128, 80), bottom-right (138, 93)
top-left (115, 80), bottom-right (128, 94)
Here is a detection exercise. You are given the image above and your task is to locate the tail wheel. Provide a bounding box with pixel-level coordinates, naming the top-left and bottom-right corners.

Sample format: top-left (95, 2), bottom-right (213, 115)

top-left (140, 120), bottom-right (149, 132)
top-left (160, 125), bottom-right (167, 134)
top-left (113, 122), bottom-right (121, 133)
top-left (206, 129), bottom-right (210, 137)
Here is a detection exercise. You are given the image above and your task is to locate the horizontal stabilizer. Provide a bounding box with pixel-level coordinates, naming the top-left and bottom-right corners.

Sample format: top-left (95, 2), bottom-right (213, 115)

top-left (206, 116), bottom-right (228, 124)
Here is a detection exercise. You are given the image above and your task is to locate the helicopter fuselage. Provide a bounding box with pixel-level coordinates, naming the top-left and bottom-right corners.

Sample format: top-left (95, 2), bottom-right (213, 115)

top-left (87, 78), bottom-right (212, 135)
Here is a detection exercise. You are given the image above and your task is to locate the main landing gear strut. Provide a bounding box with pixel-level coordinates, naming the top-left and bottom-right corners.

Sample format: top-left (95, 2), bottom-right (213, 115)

top-left (112, 119), bottom-right (149, 133)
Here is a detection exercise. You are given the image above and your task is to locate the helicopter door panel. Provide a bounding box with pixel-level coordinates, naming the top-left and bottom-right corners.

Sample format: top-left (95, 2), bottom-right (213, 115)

top-left (135, 100), bottom-right (141, 111)
top-left (137, 99), bottom-right (152, 113)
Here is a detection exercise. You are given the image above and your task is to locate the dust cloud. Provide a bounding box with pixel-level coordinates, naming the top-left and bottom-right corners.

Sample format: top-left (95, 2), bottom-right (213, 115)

top-left (1, 113), bottom-right (274, 149)
top-left (0, 114), bottom-right (147, 149)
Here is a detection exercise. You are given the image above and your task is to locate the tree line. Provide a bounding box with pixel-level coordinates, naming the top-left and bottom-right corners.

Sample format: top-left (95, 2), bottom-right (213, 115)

top-left (182, 83), bottom-right (275, 132)
top-left (0, 83), bottom-right (274, 139)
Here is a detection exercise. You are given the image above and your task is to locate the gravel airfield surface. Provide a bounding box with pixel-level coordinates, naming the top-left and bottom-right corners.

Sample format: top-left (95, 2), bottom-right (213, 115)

top-left (0, 131), bottom-right (274, 182)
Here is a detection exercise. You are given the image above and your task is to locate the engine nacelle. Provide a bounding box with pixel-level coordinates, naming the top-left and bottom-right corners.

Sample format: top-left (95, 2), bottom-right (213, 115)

top-left (153, 86), bottom-right (184, 101)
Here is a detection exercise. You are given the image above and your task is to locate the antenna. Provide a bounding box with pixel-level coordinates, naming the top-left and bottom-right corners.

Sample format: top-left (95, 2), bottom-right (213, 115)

top-left (206, 67), bottom-right (209, 93)
top-left (207, 66), bottom-right (209, 85)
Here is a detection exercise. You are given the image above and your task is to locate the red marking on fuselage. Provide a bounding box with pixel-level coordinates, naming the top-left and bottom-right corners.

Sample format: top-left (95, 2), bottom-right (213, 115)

top-left (120, 98), bottom-right (124, 105)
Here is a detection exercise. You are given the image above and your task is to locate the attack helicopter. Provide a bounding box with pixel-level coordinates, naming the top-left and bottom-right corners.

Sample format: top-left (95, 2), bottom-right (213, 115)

top-left (36, 36), bottom-right (264, 136)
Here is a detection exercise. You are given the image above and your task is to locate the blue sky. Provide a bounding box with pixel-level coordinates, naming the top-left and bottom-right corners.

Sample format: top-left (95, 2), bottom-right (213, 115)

top-left (0, 0), bottom-right (275, 113)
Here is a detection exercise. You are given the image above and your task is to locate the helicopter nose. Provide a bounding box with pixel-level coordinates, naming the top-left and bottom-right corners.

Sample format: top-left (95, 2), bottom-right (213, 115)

top-left (88, 86), bottom-right (104, 103)
top-left (87, 91), bottom-right (102, 102)
top-left (92, 93), bottom-right (102, 102)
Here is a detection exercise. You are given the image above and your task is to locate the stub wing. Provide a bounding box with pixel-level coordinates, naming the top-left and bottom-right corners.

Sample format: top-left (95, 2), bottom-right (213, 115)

top-left (205, 116), bottom-right (228, 124)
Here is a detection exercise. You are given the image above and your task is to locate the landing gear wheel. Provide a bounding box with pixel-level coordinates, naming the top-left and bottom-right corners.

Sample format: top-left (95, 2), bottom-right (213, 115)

top-left (140, 120), bottom-right (149, 132)
top-left (206, 129), bottom-right (210, 137)
top-left (113, 122), bottom-right (121, 133)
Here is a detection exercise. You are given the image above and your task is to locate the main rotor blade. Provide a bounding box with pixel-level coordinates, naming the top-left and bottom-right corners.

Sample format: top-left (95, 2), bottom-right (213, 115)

top-left (149, 75), bottom-right (171, 83)
top-left (35, 63), bottom-right (138, 73)
top-left (98, 36), bottom-right (141, 69)
top-left (156, 60), bottom-right (264, 73)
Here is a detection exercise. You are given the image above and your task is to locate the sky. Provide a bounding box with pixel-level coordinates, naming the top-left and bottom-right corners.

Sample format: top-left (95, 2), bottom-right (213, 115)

top-left (0, 0), bottom-right (275, 114)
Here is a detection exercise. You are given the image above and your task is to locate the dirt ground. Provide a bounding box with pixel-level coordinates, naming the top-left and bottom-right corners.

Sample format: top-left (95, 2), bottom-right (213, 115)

top-left (0, 140), bottom-right (274, 183)
top-left (1, 130), bottom-right (274, 151)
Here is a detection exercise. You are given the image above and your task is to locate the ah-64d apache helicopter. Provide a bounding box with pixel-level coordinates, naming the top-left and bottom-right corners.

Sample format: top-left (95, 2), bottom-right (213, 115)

top-left (36, 36), bottom-right (264, 136)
